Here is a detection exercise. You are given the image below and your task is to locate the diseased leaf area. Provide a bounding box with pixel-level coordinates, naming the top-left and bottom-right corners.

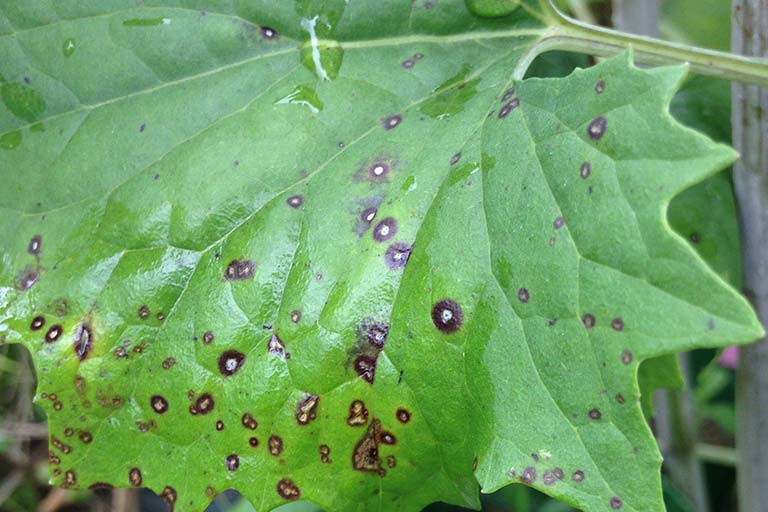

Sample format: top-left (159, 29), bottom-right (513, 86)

top-left (0, 1), bottom-right (761, 512)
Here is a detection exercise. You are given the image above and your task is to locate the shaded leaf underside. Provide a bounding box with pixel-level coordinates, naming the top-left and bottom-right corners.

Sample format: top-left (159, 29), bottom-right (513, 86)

top-left (0, 2), bottom-right (761, 512)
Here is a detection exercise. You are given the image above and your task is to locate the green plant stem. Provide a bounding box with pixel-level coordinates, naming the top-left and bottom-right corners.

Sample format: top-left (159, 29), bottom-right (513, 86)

top-left (529, 0), bottom-right (768, 86)
top-left (695, 444), bottom-right (739, 467)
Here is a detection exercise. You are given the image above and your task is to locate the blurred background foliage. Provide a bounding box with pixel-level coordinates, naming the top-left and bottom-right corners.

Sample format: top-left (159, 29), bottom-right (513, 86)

top-left (0, 0), bottom-right (744, 511)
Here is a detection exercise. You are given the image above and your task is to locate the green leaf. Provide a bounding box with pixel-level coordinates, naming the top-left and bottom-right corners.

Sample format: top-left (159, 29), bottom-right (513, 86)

top-left (0, 2), bottom-right (761, 512)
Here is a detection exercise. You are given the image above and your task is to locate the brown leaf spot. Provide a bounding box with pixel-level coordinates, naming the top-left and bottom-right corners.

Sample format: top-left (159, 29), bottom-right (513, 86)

top-left (520, 466), bottom-right (536, 484)
top-left (218, 350), bottom-right (246, 376)
top-left (611, 318), bottom-right (624, 331)
top-left (30, 316), bottom-right (45, 331)
top-left (396, 408), bottom-right (411, 424)
top-left (588, 116), bottom-right (607, 140)
top-left (138, 305), bottom-right (150, 319)
top-left (242, 413), bottom-right (258, 430)
top-left (150, 395), bottom-right (169, 414)
top-left (348, 400), bottom-right (369, 426)
top-left (385, 242), bottom-right (412, 269)
top-left (319, 444), bottom-right (331, 463)
top-left (249, 437), bottom-right (259, 447)
top-left (28, 235), bottom-right (42, 255)
top-left (621, 350), bottom-right (632, 365)
top-left (580, 161), bottom-right (591, 179)
top-left (589, 408), bottom-right (602, 420)
top-left (277, 479), bottom-right (300, 500)
top-left (553, 216), bottom-right (565, 230)
top-left (498, 98), bottom-right (520, 118)
top-left (268, 333), bottom-right (288, 358)
top-left (162, 357), bottom-right (176, 369)
top-left (582, 314), bottom-right (595, 329)
top-left (354, 355), bottom-right (377, 383)
top-left (382, 114), bottom-right (402, 130)
top-left (73, 323), bottom-right (93, 361)
top-left (287, 195), bottom-right (304, 208)
top-left (365, 322), bottom-right (389, 349)
top-left (191, 393), bottom-right (215, 415)
top-left (595, 80), bottom-right (606, 94)
top-left (16, 267), bottom-right (38, 291)
top-left (517, 288), bottom-right (530, 303)
top-left (226, 454), bottom-right (240, 472)
top-left (431, 299), bottom-right (463, 334)
top-left (225, 259), bottom-right (255, 280)
top-left (290, 310), bottom-right (301, 323)
top-left (45, 325), bottom-right (63, 343)
top-left (387, 455), bottom-right (396, 468)
top-left (161, 487), bottom-right (177, 510)
top-left (78, 431), bottom-right (92, 444)
top-left (296, 394), bottom-right (319, 425)
top-left (261, 27), bottom-right (279, 39)
top-left (269, 435), bottom-right (284, 456)
top-left (610, 497), bottom-right (623, 509)
top-left (373, 217), bottom-right (397, 242)
top-left (353, 419), bottom-right (382, 473)
top-left (203, 330), bottom-right (215, 344)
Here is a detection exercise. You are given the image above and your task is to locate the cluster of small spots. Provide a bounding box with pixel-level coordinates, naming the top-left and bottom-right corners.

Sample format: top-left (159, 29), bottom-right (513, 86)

top-left (242, 413), bottom-right (258, 430)
top-left (382, 114), bottom-right (402, 130)
top-left (588, 116), bottom-right (607, 140)
top-left (261, 26), bottom-right (279, 39)
top-left (268, 435), bottom-right (284, 456)
top-left (226, 454), bottom-right (240, 472)
top-left (595, 80), bottom-right (606, 94)
top-left (277, 479), bottom-right (300, 500)
top-left (28, 235), bottom-right (42, 255)
top-left (611, 318), bottom-right (624, 331)
top-left (396, 408), bottom-right (411, 424)
top-left (150, 395), bottom-right (169, 414)
top-left (431, 299), bottom-right (463, 334)
top-left (582, 314), bottom-right (596, 329)
top-left (542, 468), bottom-right (564, 486)
top-left (45, 324), bottom-right (63, 343)
top-left (520, 466), bottom-right (536, 484)
top-left (225, 259), bottom-right (255, 280)
top-left (49, 451), bottom-right (61, 465)
top-left (287, 195), bottom-right (304, 208)
top-left (518, 288), bottom-right (530, 304)
top-left (348, 400), bottom-right (369, 426)
top-left (373, 217), bottom-right (397, 242)
top-left (572, 470), bottom-right (585, 482)
top-left (190, 393), bottom-right (215, 415)
top-left (401, 52), bottom-right (424, 69)
top-left (138, 305), bottom-right (151, 319)
top-left (610, 497), bottom-right (623, 509)
top-left (30, 316), bottom-right (45, 331)
top-left (621, 350), bottom-right (633, 365)
top-left (385, 242), bottom-right (412, 270)
top-left (290, 310), bottom-right (301, 323)
top-left (218, 350), bottom-right (246, 376)
top-left (162, 357), bottom-right (176, 370)
top-left (354, 355), bottom-right (377, 383)
top-left (129, 468), bottom-right (142, 486)
top-left (73, 323), bottom-right (93, 361)
top-left (499, 98), bottom-right (521, 119)
top-left (589, 408), bottom-right (602, 420)
top-left (319, 444), bottom-right (331, 463)
top-left (296, 394), bottom-right (320, 425)
top-left (52, 436), bottom-right (72, 454)
top-left (580, 161), bottom-right (591, 179)
top-left (268, 333), bottom-right (289, 359)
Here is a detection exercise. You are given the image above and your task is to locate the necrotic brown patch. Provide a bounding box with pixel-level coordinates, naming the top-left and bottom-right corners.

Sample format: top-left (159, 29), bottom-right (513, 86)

top-left (30, 316), bottom-right (45, 331)
top-left (588, 116), bottom-right (607, 140)
top-left (192, 393), bottom-right (215, 415)
top-left (383, 114), bottom-right (402, 130)
top-left (242, 413), bottom-right (258, 430)
top-left (353, 420), bottom-right (382, 473)
top-left (396, 408), bottom-right (411, 423)
top-left (218, 350), bottom-right (246, 376)
top-left (373, 217), bottom-right (397, 242)
top-left (277, 479), bottom-right (300, 500)
top-left (150, 395), bottom-right (169, 414)
top-left (354, 355), bottom-right (377, 383)
top-left (268, 435), bottom-right (284, 456)
top-left (365, 322), bottom-right (389, 349)
top-left (226, 454), bottom-right (240, 471)
top-left (296, 394), bottom-right (319, 425)
top-left (45, 325), bottom-right (62, 343)
top-left (431, 299), bottom-right (463, 333)
top-left (138, 305), bottom-right (150, 319)
top-left (385, 242), bottom-right (412, 269)
top-left (78, 431), bottom-right (92, 444)
top-left (225, 259), bottom-right (255, 280)
top-left (287, 195), bottom-right (303, 208)
top-left (129, 468), bottom-right (142, 486)
top-left (203, 330), bottom-right (215, 344)
top-left (348, 400), bottom-right (369, 426)
top-left (73, 323), bottom-right (93, 361)
top-left (268, 334), bottom-right (288, 358)
top-left (28, 235), bottom-right (42, 255)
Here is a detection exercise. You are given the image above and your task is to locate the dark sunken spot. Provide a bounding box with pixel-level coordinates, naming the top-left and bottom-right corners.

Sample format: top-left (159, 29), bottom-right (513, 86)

top-left (396, 408), bottom-right (411, 423)
top-left (287, 195), bottom-right (303, 208)
top-left (402, 59), bottom-right (415, 69)
top-left (242, 412), bottom-right (258, 430)
top-left (226, 454), bottom-right (240, 471)
top-left (249, 437), bottom-right (259, 447)
top-left (138, 305), bottom-right (150, 319)
top-left (572, 470), bottom-right (585, 482)
top-left (582, 314), bottom-right (596, 329)
top-left (218, 350), bottom-right (246, 376)
top-left (277, 479), bottom-right (300, 500)
top-left (450, 153), bottom-right (461, 166)
top-left (518, 288), bottom-right (530, 304)
top-left (129, 468), bottom-right (143, 487)
top-left (73, 323), bottom-right (93, 361)
top-left (589, 408), bottom-right (602, 420)
top-left (365, 322), bottom-right (389, 349)
top-left (383, 114), bottom-right (402, 130)
top-left (498, 98), bottom-right (520, 118)
top-left (520, 467), bottom-right (536, 484)
top-left (553, 216), bottom-right (565, 230)
top-left (30, 316), bottom-right (45, 331)
top-left (580, 162), bottom-right (591, 179)
top-left (192, 393), bottom-right (215, 415)
top-left (373, 217), bottom-right (397, 242)
top-left (150, 395), bottom-right (169, 414)
top-left (354, 355), bottom-right (377, 383)
top-left (588, 116), bottom-right (607, 140)
top-left (611, 318), bottom-right (624, 331)
top-left (28, 235), bottom-right (42, 255)
top-left (621, 350), bottom-right (633, 365)
top-left (296, 394), bottom-right (319, 425)
top-left (595, 80), bottom-right (606, 94)
top-left (261, 26), bottom-right (278, 39)
top-left (203, 330), bottom-right (215, 344)
top-left (45, 325), bottom-right (63, 343)
top-left (431, 299), bottom-right (463, 334)
top-left (385, 242), bottom-right (412, 270)
top-left (348, 400), bottom-right (369, 426)
top-left (269, 435), bottom-right (284, 456)
top-left (225, 259), bottom-right (255, 280)
top-left (610, 497), bottom-right (623, 509)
